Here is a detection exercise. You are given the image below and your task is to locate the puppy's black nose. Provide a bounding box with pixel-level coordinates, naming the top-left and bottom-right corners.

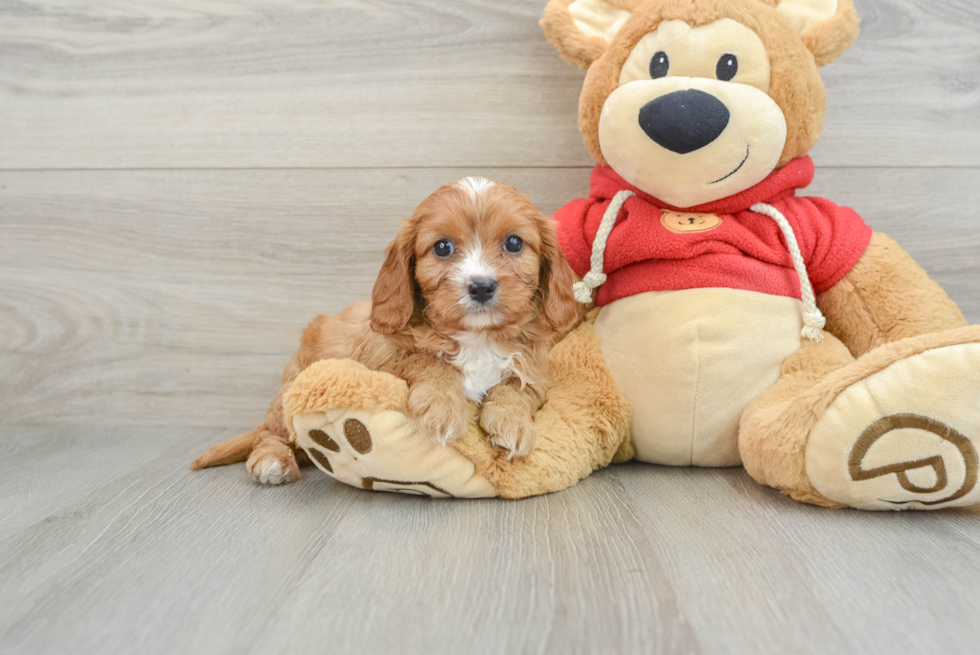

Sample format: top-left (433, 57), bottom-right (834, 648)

top-left (467, 277), bottom-right (498, 304)
top-left (638, 89), bottom-right (730, 154)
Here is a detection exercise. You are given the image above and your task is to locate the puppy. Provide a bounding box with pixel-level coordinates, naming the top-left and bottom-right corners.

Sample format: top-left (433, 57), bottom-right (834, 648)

top-left (192, 177), bottom-right (580, 484)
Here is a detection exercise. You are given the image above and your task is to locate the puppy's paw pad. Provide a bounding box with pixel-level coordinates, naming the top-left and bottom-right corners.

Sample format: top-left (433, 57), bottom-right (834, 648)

top-left (247, 450), bottom-right (298, 485)
top-left (410, 392), bottom-right (469, 444)
top-left (481, 408), bottom-right (536, 459)
top-left (489, 432), bottom-right (535, 459)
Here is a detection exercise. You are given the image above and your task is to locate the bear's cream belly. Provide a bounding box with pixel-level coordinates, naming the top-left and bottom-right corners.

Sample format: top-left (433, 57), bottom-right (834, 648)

top-left (593, 288), bottom-right (804, 467)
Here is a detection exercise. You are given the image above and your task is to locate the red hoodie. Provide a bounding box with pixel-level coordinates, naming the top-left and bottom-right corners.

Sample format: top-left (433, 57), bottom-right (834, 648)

top-left (555, 157), bottom-right (872, 306)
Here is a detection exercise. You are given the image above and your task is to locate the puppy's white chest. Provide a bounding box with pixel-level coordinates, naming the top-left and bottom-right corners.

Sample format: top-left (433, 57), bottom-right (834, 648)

top-left (450, 333), bottom-right (519, 403)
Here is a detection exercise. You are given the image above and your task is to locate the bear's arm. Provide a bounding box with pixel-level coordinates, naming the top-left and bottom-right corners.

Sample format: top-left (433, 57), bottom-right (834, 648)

top-left (816, 232), bottom-right (967, 358)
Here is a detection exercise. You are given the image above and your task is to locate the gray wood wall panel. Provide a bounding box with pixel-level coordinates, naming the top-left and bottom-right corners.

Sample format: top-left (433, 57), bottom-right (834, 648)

top-left (1, 0), bottom-right (978, 169)
top-left (2, 166), bottom-right (977, 427)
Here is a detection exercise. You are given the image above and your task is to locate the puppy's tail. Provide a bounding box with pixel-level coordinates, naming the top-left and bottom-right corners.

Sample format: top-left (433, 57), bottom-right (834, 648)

top-left (190, 429), bottom-right (258, 470)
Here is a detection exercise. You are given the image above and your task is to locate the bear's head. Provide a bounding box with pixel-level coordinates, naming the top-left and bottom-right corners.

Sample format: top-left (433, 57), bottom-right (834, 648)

top-left (541, 0), bottom-right (859, 208)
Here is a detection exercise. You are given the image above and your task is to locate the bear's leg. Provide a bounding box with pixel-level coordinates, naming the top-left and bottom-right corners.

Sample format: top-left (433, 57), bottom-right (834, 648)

top-left (817, 233), bottom-right (968, 356)
top-left (289, 320), bottom-right (633, 499)
top-left (740, 327), bottom-right (980, 510)
top-left (738, 335), bottom-right (856, 507)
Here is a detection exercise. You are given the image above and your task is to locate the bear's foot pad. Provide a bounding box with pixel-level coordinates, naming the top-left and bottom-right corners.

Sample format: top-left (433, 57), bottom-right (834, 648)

top-left (286, 359), bottom-right (497, 498)
top-left (294, 410), bottom-right (497, 498)
top-left (806, 340), bottom-right (980, 510)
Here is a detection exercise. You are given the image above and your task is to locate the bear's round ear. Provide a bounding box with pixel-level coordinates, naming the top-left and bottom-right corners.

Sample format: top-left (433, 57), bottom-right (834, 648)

top-left (540, 0), bottom-right (636, 70)
top-left (776, 0), bottom-right (860, 66)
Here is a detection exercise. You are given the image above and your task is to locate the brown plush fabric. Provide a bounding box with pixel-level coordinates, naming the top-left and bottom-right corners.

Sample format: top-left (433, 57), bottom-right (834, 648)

top-left (284, 359), bottom-right (410, 429)
top-left (797, 0), bottom-right (860, 67)
top-left (452, 319), bottom-right (632, 499)
top-left (611, 438), bottom-right (636, 463)
top-left (740, 325), bottom-right (980, 506)
top-left (818, 233), bottom-right (968, 358)
top-left (540, 0), bottom-right (640, 70)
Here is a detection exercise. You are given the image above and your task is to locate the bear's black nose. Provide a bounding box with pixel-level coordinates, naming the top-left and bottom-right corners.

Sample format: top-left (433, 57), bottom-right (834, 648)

top-left (638, 89), bottom-right (730, 154)
top-left (467, 277), bottom-right (498, 305)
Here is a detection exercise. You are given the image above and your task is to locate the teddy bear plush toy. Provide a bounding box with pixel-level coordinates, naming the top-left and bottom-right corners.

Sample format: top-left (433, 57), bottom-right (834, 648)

top-left (264, 0), bottom-right (980, 509)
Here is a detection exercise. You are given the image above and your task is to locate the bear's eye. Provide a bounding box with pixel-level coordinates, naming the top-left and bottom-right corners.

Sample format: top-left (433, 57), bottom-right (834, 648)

top-left (433, 239), bottom-right (454, 258)
top-left (716, 54), bottom-right (738, 81)
top-left (649, 51), bottom-right (669, 79)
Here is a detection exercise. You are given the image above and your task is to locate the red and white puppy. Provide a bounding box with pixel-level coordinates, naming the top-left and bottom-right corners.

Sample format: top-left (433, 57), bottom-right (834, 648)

top-left (193, 177), bottom-right (580, 484)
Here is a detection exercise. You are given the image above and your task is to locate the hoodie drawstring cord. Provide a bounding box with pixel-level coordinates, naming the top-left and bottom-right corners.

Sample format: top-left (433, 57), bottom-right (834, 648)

top-left (750, 202), bottom-right (826, 342)
top-left (572, 190), bottom-right (635, 304)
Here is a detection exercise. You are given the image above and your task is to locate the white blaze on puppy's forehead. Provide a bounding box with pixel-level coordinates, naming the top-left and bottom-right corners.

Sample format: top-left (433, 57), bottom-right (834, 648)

top-left (455, 238), bottom-right (496, 283)
top-left (454, 176), bottom-right (495, 200)
top-left (454, 237), bottom-right (503, 328)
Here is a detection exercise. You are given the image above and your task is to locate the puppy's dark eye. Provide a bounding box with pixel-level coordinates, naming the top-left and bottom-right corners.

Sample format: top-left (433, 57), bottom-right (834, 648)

top-left (649, 51), bottom-right (669, 79)
top-left (716, 54), bottom-right (737, 81)
top-left (503, 235), bottom-right (524, 254)
top-left (433, 239), bottom-right (454, 258)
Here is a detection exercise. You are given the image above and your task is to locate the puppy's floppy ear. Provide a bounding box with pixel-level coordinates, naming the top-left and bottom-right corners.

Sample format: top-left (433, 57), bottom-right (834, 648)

top-left (540, 0), bottom-right (636, 70)
top-left (776, 0), bottom-right (860, 67)
top-left (537, 216), bottom-right (581, 334)
top-left (370, 223), bottom-right (417, 335)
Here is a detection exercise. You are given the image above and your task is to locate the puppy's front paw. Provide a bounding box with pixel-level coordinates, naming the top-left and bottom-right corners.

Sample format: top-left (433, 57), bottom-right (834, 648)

top-left (246, 440), bottom-right (300, 485)
top-left (480, 403), bottom-right (536, 459)
top-left (408, 384), bottom-right (469, 444)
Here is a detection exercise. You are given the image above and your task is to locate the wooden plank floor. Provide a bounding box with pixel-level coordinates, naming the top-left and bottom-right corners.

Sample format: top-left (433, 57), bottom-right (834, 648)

top-left (2, 0), bottom-right (979, 653)
top-left (1, 427), bottom-right (979, 655)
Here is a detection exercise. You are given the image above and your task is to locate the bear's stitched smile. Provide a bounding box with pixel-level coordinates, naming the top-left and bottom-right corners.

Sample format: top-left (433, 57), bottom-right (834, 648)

top-left (708, 146), bottom-right (750, 185)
